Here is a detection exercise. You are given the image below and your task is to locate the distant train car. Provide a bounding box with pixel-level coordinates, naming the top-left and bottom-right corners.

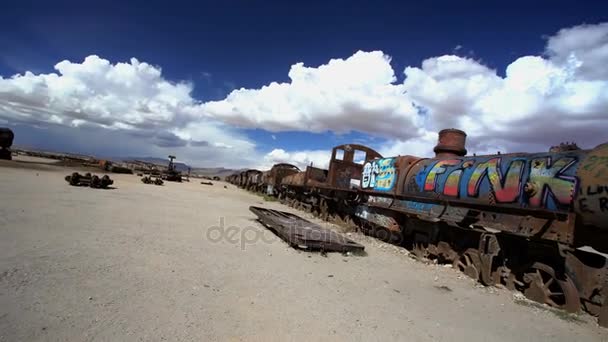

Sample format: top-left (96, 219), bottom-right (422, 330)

top-left (260, 163), bottom-right (300, 195)
top-left (279, 144), bottom-right (382, 219)
top-left (241, 169), bottom-right (262, 190)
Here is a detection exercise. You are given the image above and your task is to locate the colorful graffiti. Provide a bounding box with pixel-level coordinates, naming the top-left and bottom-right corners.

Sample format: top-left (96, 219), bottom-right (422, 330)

top-left (467, 158), bottom-right (523, 203)
top-left (416, 154), bottom-right (580, 211)
top-left (423, 159), bottom-right (460, 192)
top-left (362, 158), bottom-right (397, 191)
top-left (527, 157), bottom-right (577, 208)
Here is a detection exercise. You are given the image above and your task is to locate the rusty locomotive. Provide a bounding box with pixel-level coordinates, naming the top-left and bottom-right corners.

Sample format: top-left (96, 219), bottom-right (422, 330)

top-left (227, 129), bottom-right (608, 324)
top-left (227, 163), bottom-right (301, 194)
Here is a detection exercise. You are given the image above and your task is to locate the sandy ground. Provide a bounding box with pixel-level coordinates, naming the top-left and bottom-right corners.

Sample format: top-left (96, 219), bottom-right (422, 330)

top-left (1, 159), bottom-right (607, 341)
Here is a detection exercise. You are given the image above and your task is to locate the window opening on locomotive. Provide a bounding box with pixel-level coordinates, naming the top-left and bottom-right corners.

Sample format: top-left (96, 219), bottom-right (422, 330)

top-left (354, 150), bottom-right (367, 164)
top-left (335, 149), bottom-right (344, 160)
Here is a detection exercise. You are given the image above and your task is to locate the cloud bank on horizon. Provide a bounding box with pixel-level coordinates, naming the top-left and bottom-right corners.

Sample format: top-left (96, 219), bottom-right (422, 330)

top-left (0, 22), bottom-right (607, 169)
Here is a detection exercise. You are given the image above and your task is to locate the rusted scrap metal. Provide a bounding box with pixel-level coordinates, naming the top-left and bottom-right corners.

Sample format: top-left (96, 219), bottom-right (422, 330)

top-left (0, 127), bottom-right (14, 160)
top-left (201, 181), bottom-right (213, 186)
top-left (141, 175), bottom-right (164, 185)
top-left (65, 172), bottom-right (114, 189)
top-left (249, 206), bottom-right (364, 253)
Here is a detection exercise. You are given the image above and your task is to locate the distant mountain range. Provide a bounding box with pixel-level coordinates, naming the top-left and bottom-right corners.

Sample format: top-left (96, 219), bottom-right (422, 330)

top-left (117, 156), bottom-right (242, 177)
top-left (12, 147), bottom-right (243, 178)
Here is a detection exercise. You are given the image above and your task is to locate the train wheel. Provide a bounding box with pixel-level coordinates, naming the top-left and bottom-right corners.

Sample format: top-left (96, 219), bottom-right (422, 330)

top-left (319, 199), bottom-right (329, 221)
top-left (412, 243), bottom-right (429, 260)
top-left (453, 249), bottom-right (482, 281)
top-left (343, 215), bottom-right (356, 230)
top-left (492, 266), bottom-right (519, 291)
top-left (521, 262), bottom-right (580, 313)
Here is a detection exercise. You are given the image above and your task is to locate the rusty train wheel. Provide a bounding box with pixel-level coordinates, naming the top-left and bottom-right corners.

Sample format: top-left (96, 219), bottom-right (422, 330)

top-left (412, 243), bottom-right (429, 260)
top-left (492, 266), bottom-right (519, 291)
top-left (453, 249), bottom-right (482, 281)
top-left (319, 199), bottom-right (329, 221)
top-left (521, 262), bottom-right (580, 313)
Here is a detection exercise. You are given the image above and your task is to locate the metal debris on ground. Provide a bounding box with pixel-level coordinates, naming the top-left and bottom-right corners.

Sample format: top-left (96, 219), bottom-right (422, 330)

top-left (201, 181), bottom-right (213, 186)
top-left (249, 206), bottom-right (364, 253)
top-left (141, 175), bottom-right (164, 185)
top-left (65, 172), bottom-right (114, 189)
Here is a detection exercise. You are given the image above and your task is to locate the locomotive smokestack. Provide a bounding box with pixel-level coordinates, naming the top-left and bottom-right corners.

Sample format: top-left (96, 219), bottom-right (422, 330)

top-left (433, 128), bottom-right (467, 158)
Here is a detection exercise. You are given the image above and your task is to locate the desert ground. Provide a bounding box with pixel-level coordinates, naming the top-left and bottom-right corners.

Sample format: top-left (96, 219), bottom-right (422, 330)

top-left (1, 158), bottom-right (607, 342)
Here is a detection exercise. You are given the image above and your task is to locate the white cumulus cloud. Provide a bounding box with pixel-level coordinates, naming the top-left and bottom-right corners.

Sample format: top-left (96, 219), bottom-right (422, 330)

top-left (0, 55), bottom-right (258, 167)
top-left (399, 22), bottom-right (608, 154)
top-left (261, 148), bottom-right (331, 170)
top-left (201, 51), bottom-right (424, 141)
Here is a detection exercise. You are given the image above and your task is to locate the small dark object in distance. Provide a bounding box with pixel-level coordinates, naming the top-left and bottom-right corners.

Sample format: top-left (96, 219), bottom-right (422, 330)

top-left (65, 172), bottom-right (114, 189)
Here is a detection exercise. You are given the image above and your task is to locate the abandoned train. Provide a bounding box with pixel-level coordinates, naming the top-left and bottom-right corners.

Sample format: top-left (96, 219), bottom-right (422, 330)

top-left (227, 129), bottom-right (608, 324)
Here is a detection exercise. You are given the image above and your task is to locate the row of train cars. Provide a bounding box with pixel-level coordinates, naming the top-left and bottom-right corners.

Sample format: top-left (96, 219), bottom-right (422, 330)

top-left (226, 128), bottom-right (608, 326)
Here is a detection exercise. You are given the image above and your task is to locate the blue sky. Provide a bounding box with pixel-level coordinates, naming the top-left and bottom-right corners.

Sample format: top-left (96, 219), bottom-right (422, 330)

top-left (0, 1), bottom-right (607, 168)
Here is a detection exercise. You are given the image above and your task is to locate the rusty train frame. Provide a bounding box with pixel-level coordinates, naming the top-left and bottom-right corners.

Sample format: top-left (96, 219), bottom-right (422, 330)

top-left (227, 129), bottom-right (608, 325)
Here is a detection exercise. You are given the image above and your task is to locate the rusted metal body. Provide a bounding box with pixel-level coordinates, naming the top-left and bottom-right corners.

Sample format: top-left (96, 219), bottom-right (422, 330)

top-left (358, 144), bottom-right (608, 252)
top-left (0, 127), bottom-right (14, 160)
top-left (260, 163), bottom-right (300, 195)
top-left (353, 132), bottom-right (608, 322)
top-left (282, 165), bottom-right (327, 187)
top-left (240, 169), bottom-right (262, 190)
top-left (249, 206), bottom-right (364, 252)
top-left (281, 144), bottom-right (382, 191)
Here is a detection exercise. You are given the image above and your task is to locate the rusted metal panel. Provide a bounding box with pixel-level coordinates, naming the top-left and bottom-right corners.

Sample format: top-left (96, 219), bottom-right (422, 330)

top-left (249, 206), bottom-right (364, 252)
top-left (566, 251), bottom-right (608, 317)
top-left (263, 163), bottom-right (301, 193)
top-left (282, 170), bottom-right (309, 187)
top-left (243, 169), bottom-right (262, 189)
top-left (281, 165), bottom-right (328, 188)
top-left (574, 143), bottom-right (608, 228)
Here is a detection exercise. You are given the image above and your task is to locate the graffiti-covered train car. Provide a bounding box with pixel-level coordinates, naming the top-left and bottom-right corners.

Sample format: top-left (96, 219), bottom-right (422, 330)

top-left (229, 128), bottom-right (608, 323)
top-left (355, 129), bottom-right (608, 320)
